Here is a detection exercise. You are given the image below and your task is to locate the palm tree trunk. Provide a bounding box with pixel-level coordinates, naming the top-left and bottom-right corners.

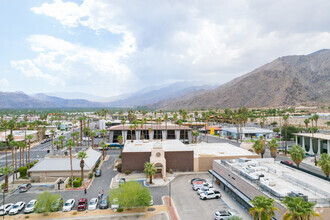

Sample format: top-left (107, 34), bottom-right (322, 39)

top-left (92, 137), bottom-right (94, 149)
top-left (28, 141), bottom-right (31, 169)
top-left (5, 175), bottom-right (8, 192)
top-left (81, 160), bottom-right (84, 185)
top-left (103, 148), bottom-right (105, 160)
top-left (19, 147), bottom-right (21, 168)
top-left (51, 134), bottom-right (54, 151)
top-left (70, 147), bottom-right (73, 188)
top-left (150, 175), bottom-right (153, 184)
top-left (5, 130), bottom-right (7, 167)
top-left (15, 148), bottom-right (17, 179)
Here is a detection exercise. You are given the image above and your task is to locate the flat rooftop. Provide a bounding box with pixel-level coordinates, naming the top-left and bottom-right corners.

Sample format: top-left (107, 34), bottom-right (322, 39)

top-left (218, 158), bottom-right (330, 207)
top-left (222, 127), bottom-right (273, 134)
top-left (123, 140), bottom-right (193, 153)
top-left (294, 133), bottom-right (330, 141)
top-left (109, 124), bottom-right (191, 130)
top-left (191, 142), bottom-right (258, 157)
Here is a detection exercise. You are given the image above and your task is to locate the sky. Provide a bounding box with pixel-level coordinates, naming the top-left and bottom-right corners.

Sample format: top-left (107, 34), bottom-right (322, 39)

top-left (1, 0), bottom-right (330, 98)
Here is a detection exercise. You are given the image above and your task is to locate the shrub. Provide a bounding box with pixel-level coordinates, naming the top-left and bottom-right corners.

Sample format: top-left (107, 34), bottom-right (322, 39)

top-left (73, 178), bottom-right (82, 187)
top-left (88, 173), bottom-right (93, 179)
top-left (116, 163), bottom-right (122, 173)
top-left (117, 208), bottom-right (123, 212)
top-left (119, 153), bottom-right (122, 159)
top-left (124, 170), bottom-right (131, 175)
top-left (18, 167), bottom-right (28, 178)
top-left (72, 211), bottom-right (78, 215)
top-left (1, 183), bottom-right (5, 189)
top-left (25, 216), bottom-right (30, 219)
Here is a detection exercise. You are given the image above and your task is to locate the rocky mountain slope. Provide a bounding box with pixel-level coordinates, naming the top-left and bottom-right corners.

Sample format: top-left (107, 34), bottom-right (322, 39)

top-left (157, 49), bottom-right (330, 110)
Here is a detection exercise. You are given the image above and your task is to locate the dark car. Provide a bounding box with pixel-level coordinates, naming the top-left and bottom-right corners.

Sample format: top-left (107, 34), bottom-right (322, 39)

top-left (77, 198), bottom-right (88, 211)
top-left (50, 197), bottom-right (63, 212)
top-left (190, 178), bottom-right (206, 184)
top-left (18, 183), bottom-right (32, 193)
top-left (95, 169), bottom-right (102, 177)
top-left (119, 178), bottom-right (126, 186)
top-left (41, 140), bottom-right (46, 144)
top-left (284, 161), bottom-right (294, 165)
top-left (99, 199), bottom-right (108, 209)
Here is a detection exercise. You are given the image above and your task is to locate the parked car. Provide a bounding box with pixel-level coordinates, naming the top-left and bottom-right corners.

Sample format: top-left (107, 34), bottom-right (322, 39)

top-left (200, 190), bottom-right (221, 200)
top-left (197, 186), bottom-right (215, 195)
top-left (24, 200), bottom-right (37, 214)
top-left (284, 160), bottom-right (294, 165)
top-left (51, 197), bottom-right (63, 212)
top-left (77, 198), bottom-right (88, 211)
top-left (41, 140), bottom-right (46, 144)
top-left (99, 199), bottom-right (108, 209)
top-left (190, 178), bottom-right (206, 184)
top-left (119, 178), bottom-right (126, 186)
top-left (88, 198), bottom-right (98, 210)
top-left (192, 181), bottom-right (212, 191)
top-left (214, 210), bottom-right (236, 220)
top-left (0, 203), bottom-right (14, 216)
top-left (63, 199), bottom-right (75, 212)
top-left (9, 201), bottom-right (25, 215)
top-left (111, 198), bottom-right (119, 210)
top-left (95, 169), bottom-right (102, 177)
top-left (18, 183), bottom-right (32, 193)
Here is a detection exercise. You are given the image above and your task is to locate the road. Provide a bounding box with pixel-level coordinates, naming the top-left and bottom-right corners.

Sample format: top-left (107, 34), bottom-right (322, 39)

top-left (204, 134), bottom-right (326, 177)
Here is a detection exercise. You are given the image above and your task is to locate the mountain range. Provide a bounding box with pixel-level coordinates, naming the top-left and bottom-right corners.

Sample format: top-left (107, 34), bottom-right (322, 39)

top-left (153, 49), bottom-right (330, 110)
top-left (1, 49), bottom-right (329, 109)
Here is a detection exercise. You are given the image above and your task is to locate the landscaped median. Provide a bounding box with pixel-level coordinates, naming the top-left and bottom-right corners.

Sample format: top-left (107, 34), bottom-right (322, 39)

top-left (4, 205), bottom-right (169, 219)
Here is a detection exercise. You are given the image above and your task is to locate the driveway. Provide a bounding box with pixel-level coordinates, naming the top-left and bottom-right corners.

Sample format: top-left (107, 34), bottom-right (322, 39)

top-left (170, 173), bottom-right (228, 220)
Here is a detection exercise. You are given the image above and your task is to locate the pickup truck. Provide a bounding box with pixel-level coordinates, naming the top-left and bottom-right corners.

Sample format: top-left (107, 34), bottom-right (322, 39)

top-left (200, 190), bottom-right (221, 200)
top-left (197, 186), bottom-right (215, 195)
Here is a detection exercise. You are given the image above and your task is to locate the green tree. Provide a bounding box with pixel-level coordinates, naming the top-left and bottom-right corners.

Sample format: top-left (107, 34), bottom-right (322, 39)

top-left (100, 141), bottom-right (107, 160)
top-left (100, 129), bottom-right (107, 143)
top-left (90, 130), bottom-right (96, 149)
top-left (289, 145), bottom-right (305, 167)
top-left (0, 166), bottom-right (13, 192)
top-left (66, 138), bottom-right (75, 188)
top-left (303, 119), bottom-right (309, 129)
top-left (252, 140), bottom-right (265, 158)
top-left (282, 196), bottom-right (320, 220)
top-left (58, 135), bottom-right (66, 149)
top-left (249, 195), bottom-right (279, 220)
top-left (268, 139), bottom-right (279, 159)
top-left (317, 153), bottom-right (330, 178)
top-left (77, 116), bottom-right (85, 142)
top-left (77, 151), bottom-right (88, 185)
top-left (35, 191), bottom-right (61, 215)
top-left (108, 181), bottom-right (151, 209)
top-left (144, 162), bottom-right (157, 184)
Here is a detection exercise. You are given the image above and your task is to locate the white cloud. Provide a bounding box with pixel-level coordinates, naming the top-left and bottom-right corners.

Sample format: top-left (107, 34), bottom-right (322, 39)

top-left (18, 0), bottom-right (330, 95)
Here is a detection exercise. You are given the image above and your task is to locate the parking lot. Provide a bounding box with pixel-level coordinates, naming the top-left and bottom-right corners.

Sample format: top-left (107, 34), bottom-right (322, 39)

top-left (171, 173), bottom-right (229, 220)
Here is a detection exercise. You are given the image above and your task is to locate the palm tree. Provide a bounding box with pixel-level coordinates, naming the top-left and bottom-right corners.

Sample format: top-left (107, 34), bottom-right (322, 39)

top-left (164, 113), bottom-right (168, 140)
top-left (100, 141), bottom-right (107, 160)
top-left (177, 120), bottom-right (183, 142)
top-left (268, 139), bottom-right (279, 159)
top-left (58, 135), bottom-right (66, 149)
top-left (117, 135), bottom-right (123, 154)
top-left (249, 195), bottom-right (279, 220)
top-left (77, 151), bottom-right (88, 185)
top-left (192, 130), bottom-right (199, 143)
top-left (252, 140), bottom-right (264, 158)
top-left (100, 129), bottom-right (107, 144)
top-left (283, 114), bottom-right (290, 155)
top-left (121, 118), bottom-right (126, 141)
top-left (26, 135), bottom-right (33, 169)
top-left (141, 118), bottom-right (147, 140)
top-left (77, 116), bottom-right (85, 142)
top-left (50, 129), bottom-right (55, 151)
top-left (259, 136), bottom-right (266, 158)
top-left (90, 131), bottom-right (96, 149)
top-left (282, 196), bottom-right (320, 220)
top-left (303, 119), bottom-right (309, 129)
top-left (0, 166), bottom-right (13, 192)
top-left (289, 145), bottom-right (305, 167)
top-left (129, 125), bottom-right (134, 141)
top-left (317, 153), bottom-right (330, 178)
top-left (2, 120), bottom-right (8, 167)
top-left (9, 141), bottom-right (17, 182)
top-left (312, 114), bottom-right (319, 128)
top-left (144, 162), bottom-right (157, 184)
top-left (54, 140), bottom-right (61, 150)
top-left (66, 138), bottom-right (75, 188)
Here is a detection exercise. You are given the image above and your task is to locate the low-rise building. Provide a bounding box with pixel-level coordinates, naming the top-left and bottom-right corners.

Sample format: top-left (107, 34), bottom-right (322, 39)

top-left (221, 127), bottom-right (274, 140)
top-left (29, 147), bottom-right (101, 182)
top-left (0, 130), bottom-right (38, 142)
top-left (294, 133), bottom-right (330, 156)
top-left (209, 158), bottom-right (330, 219)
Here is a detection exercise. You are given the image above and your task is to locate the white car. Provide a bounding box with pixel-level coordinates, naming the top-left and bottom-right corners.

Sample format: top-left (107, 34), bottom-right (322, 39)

top-left (0, 203), bottom-right (14, 216)
top-left (197, 186), bottom-right (215, 195)
top-left (24, 200), bottom-right (37, 213)
top-left (200, 190), bottom-right (221, 200)
top-left (214, 210), bottom-right (236, 220)
top-left (9, 201), bottom-right (25, 215)
top-left (111, 198), bottom-right (119, 210)
top-left (88, 198), bottom-right (98, 210)
top-left (62, 199), bottom-right (75, 212)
